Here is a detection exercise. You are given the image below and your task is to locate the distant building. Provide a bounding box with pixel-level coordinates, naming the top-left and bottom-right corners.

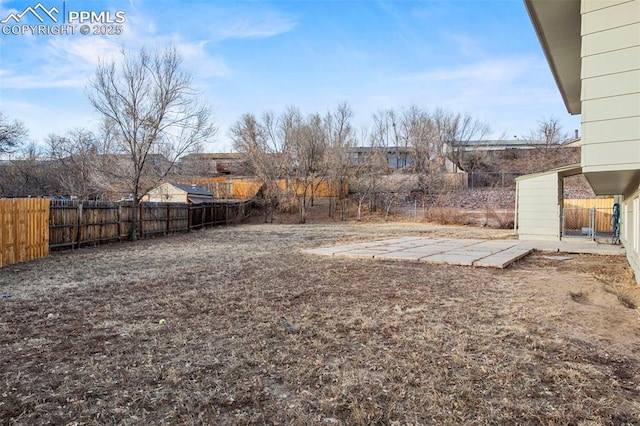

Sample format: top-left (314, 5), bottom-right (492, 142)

top-left (143, 182), bottom-right (214, 204)
top-left (348, 146), bottom-right (464, 174)
top-left (348, 146), bottom-right (413, 169)
top-left (445, 138), bottom-right (579, 152)
top-left (179, 153), bottom-right (244, 175)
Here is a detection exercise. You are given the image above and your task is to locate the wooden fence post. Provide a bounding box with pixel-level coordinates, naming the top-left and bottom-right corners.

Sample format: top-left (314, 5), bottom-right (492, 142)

top-left (117, 204), bottom-right (122, 241)
top-left (76, 203), bottom-right (83, 249)
top-left (139, 203), bottom-right (144, 239)
top-left (166, 204), bottom-right (170, 234)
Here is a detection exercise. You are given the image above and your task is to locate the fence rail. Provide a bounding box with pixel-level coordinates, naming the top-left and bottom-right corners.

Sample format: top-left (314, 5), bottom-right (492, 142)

top-left (49, 199), bottom-right (253, 250)
top-left (1, 198), bottom-right (49, 267)
top-left (468, 172), bottom-right (522, 189)
top-left (562, 198), bottom-right (615, 239)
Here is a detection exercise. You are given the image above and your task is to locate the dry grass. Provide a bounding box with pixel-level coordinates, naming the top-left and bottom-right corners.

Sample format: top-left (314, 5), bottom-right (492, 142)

top-left (1, 222), bottom-right (639, 425)
top-left (424, 207), bottom-right (474, 226)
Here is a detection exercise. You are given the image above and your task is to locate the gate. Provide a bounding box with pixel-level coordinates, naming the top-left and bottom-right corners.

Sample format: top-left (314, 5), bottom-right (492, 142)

top-left (562, 206), bottom-right (613, 241)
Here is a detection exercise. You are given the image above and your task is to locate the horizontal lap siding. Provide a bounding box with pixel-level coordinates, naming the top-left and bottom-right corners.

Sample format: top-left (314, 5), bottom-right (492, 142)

top-left (581, 0), bottom-right (640, 174)
top-left (517, 174), bottom-right (561, 240)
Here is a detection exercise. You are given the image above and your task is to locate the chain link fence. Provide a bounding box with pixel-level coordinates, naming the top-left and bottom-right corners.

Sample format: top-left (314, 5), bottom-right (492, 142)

top-left (468, 172), bottom-right (522, 189)
top-left (562, 207), bottom-right (613, 240)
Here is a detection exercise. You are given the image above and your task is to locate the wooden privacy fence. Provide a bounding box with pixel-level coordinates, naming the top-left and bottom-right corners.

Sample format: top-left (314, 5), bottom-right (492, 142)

top-left (49, 199), bottom-right (253, 250)
top-left (190, 177), bottom-right (349, 199)
top-left (563, 198), bottom-right (614, 233)
top-left (0, 198), bottom-right (49, 267)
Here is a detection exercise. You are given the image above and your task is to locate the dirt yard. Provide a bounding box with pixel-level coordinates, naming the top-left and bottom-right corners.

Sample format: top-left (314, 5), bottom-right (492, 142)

top-left (1, 221), bottom-right (639, 425)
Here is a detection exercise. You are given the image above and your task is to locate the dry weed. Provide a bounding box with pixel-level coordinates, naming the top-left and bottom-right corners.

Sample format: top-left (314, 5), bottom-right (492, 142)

top-left (0, 223), bottom-right (639, 424)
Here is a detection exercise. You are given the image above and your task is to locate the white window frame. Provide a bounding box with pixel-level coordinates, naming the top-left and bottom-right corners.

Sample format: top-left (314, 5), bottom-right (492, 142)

top-left (634, 197), bottom-right (639, 253)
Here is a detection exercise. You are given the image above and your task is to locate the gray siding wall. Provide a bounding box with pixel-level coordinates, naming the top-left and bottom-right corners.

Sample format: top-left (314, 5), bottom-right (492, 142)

top-left (517, 173), bottom-right (561, 241)
top-left (621, 185), bottom-right (640, 281)
top-left (581, 0), bottom-right (640, 281)
top-left (580, 0), bottom-right (640, 174)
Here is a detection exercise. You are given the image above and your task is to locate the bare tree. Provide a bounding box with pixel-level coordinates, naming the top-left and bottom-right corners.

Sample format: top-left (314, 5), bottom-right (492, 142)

top-left (324, 102), bottom-right (355, 220)
top-left (89, 45), bottom-right (215, 239)
top-left (347, 128), bottom-right (385, 221)
top-left (435, 109), bottom-right (491, 172)
top-left (3, 143), bottom-right (60, 197)
top-left (0, 112), bottom-right (28, 154)
top-left (533, 116), bottom-right (570, 147)
top-left (400, 106), bottom-right (434, 174)
top-left (524, 116), bottom-right (572, 172)
top-left (231, 112), bottom-right (285, 223)
top-left (284, 108), bottom-right (327, 223)
top-left (351, 171), bottom-right (378, 220)
top-left (47, 128), bottom-right (103, 199)
top-left (370, 109), bottom-right (402, 173)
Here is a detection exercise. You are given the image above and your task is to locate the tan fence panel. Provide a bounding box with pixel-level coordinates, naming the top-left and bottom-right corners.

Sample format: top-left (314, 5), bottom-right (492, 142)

top-left (0, 198), bottom-right (49, 267)
top-left (276, 179), bottom-right (347, 198)
top-left (564, 198), bottom-right (615, 233)
top-left (189, 177), bottom-right (347, 199)
top-left (564, 198), bottom-right (614, 210)
top-left (189, 177), bottom-right (264, 199)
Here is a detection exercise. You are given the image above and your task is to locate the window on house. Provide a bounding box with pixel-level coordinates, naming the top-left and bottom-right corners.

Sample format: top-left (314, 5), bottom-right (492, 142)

top-left (634, 198), bottom-right (639, 253)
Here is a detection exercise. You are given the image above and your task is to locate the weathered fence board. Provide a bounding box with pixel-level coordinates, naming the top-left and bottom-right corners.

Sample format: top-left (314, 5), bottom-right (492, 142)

top-left (0, 198), bottom-right (49, 267)
top-left (49, 200), bottom-right (253, 251)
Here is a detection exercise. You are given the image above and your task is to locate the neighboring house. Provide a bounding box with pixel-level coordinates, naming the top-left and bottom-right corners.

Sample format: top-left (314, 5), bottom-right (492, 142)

top-left (348, 146), bottom-right (462, 173)
top-left (179, 153), bottom-right (244, 175)
top-left (348, 146), bottom-right (413, 169)
top-left (444, 138), bottom-right (579, 152)
top-left (519, 0), bottom-right (640, 278)
top-left (143, 182), bottom-right (214, 204)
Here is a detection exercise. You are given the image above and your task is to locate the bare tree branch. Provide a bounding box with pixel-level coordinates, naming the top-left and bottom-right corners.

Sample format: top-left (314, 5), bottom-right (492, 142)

top-left (0, 112), bottom-right (28, 154)
top-left (88, 45), bottom-right (216, 239)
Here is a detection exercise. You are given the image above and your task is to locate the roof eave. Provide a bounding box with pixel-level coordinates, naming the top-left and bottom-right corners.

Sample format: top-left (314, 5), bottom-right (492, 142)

top-left (524, 0), bottom-right (582, 115)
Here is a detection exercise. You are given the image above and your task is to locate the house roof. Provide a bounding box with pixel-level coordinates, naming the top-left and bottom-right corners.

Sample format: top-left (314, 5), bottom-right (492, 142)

top-left (171, 183), bottom-right (213, 196)
top-left (180, 153), bottom-right (243, 161)
top-left (352, 139), bottom-right (576, 153)
top-left (516, 163), bottom-right (582, 181)
top-left (349, 146), bottom-right (410, 153)
top-left (524, 0), bottom-right (581, 114)
top-left (455, 139), bottom-right (548, 149)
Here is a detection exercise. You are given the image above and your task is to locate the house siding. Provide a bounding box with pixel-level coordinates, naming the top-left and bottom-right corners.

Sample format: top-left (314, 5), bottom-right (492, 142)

top-left (517, 173), bottom-right (561, 241)
top-left (621, 188), bottom-right (640, 280)
top-left (580, 0), bottom-right (640, 280)
top-left (144, 183), bottom-right (188, 203)
top-left (580, 0), bottom-right (640, 176)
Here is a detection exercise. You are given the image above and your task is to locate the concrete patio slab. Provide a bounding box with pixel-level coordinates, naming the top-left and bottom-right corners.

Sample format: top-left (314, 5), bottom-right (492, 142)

top-left (385, 246), bottom-right (451, 257)
top-left (473, 246), bottom-right (533, 268)
top-left (375, 251), bottom-right (428, 261)
top-left (420, 253), bottom-right (481, 266)
top-left (341, 249), bottom-right (390, 257)
top-left (303, 236), bottom-right (624, 269)
top-left (519, 240), bottom-right (625, 256)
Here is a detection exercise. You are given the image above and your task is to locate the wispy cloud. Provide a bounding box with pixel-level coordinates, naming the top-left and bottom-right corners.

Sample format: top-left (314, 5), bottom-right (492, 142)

top-left (0, 36), bottom-right (122, 90)
top-left (216, 13), bottom-right (297, 40)
top-left (175, 40), bottom-right (231, 80)
top-left (448, 32), bottom-right (485, 58)
top-left (395, 56), bottom-right (542, 85)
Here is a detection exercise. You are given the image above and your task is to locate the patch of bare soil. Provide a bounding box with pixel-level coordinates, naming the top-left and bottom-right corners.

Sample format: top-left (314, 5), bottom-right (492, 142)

top-left (1, 222), bottom-right (639, 425)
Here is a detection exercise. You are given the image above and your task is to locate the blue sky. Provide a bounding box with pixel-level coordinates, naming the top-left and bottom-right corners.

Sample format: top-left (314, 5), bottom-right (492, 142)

top-left (0, 0), bottom-right (581, 151)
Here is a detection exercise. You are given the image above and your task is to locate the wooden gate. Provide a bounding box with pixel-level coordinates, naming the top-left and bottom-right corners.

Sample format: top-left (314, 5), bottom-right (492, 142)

top-left (0, 198), bottom-right (50, 267)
